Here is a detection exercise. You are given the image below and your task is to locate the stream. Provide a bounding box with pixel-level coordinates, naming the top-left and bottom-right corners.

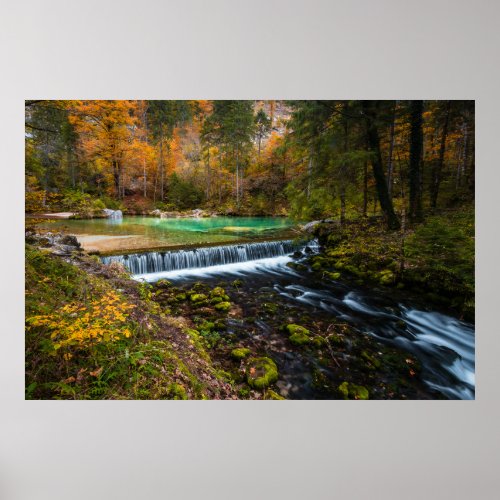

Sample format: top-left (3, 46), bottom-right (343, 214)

top-left (102, 239), bottom-right (475, 400)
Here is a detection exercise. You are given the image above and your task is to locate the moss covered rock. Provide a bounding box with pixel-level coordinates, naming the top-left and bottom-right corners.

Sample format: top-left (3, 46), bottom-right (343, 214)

top-left (156, 279), bottom-right (172, 288)
top-left (265, 389), bottom-right (285, 400)
top-left (338, 381), bottom-right (369, 400)
top-left (285, 324), bottom-right (310, 336)
top-left (324, 271), bottom-right (341, 280)
top-left (190, 293), bottom-right (208, 303)
top-left (289, 331), bottom-right (310, 346)
top-left (210, 286), bottom-right (230, 301)
top-left (214, 301), bottom-right (231, 312)
top-left (378, 270), bottom-right (395, 285)
top-left (284, 324), bottom-right (311, 346)
top-left (246, 357), bottom-right (279, 389)
top-left (231, 347), bottom-right (251, 360)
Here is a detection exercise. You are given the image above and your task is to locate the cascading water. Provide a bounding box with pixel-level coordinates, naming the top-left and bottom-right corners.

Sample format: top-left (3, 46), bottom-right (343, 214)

top-left (101, 239), bottom-right (305, 276)
top-left (101, 238), bottom-right (475, 399)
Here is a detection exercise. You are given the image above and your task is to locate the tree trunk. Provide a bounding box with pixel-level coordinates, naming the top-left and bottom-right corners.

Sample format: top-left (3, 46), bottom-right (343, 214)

top-left (361, 101), bottom-right (400, 230)
top-left (430, 101), bottom-right (450, 209)
top-left (340, 118), bottom-right (348, 225)
top-left (205, 148), bottom-right (211, 201)
top-left (362, 160), bottom-right (368, 217)
top-left (159, 127), bottom-right (164, 201)
top-left (408, 100), bottom-right (424, 222)
top-left (113, 159), bottom-right (120, 198)
top-left (235, 147), bottom-right (239, 207)
top-left (307, 148), bottom-right (313, 200)
top-left (387, 102), bottom-right (396, 198)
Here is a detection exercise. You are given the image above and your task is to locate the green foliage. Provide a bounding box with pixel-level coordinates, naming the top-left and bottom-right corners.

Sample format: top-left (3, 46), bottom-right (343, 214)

top-left (59, 189), bottom-right (107, 216)
top-left (167, 173), bottom-right (203, 209)
top-left (404, 209), bottom-right (475, 308)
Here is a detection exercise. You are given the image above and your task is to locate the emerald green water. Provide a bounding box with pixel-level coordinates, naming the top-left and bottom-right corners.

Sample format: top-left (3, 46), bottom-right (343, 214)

top-left (40, 216), bottom-right (296, 249)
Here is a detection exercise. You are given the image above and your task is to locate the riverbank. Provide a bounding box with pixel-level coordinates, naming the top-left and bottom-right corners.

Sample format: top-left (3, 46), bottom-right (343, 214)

top-left (25, 241), bottom-right (238, 400)
top-left (307, 207), bottom-right (475, 322)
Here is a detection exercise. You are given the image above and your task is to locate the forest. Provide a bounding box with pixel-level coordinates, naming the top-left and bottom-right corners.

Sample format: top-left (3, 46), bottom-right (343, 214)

top-left (25, 100), bottom-right (474, 221)
top-left (25, 100), bottom-right (475, 400)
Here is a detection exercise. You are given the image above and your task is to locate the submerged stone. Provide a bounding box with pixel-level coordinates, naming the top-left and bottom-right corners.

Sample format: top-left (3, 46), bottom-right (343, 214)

top-left (246, 357), bottom-right (279, 389)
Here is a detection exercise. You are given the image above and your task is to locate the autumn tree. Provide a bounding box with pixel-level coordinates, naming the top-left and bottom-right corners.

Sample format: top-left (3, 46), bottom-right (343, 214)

top-left (254, 108), bottom-right (271, 158)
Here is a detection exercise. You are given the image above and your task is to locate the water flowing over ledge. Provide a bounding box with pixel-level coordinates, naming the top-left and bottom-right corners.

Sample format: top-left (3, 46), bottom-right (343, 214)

top-left (101, 238), bottom-right (474, 399)
top-left (101, 239), bottom-right (307, 275)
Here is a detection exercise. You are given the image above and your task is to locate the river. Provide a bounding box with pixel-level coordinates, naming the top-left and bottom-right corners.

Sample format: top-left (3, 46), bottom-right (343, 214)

top-left (102, 237), bottom-right (475, 400)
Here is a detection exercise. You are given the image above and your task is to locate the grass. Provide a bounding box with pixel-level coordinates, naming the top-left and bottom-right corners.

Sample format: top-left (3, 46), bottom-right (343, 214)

top-left (25, 245), bottom-right (235, 399)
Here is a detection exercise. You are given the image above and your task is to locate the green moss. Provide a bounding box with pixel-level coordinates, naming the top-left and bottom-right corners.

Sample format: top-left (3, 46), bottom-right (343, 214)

top-left (324, 271), bottom-right (341, 280)
top-left (214, 301), bottom-right (231, 312)
top-left (378, 270), bottom-right (395, 285)
top-left (311, 261), bottom-right (323, 271)
top-left (328, 334), bottom-right (344, 346)
top-left (246, 357), bottom-right (279, 389)
top-left (175, 292), bottom-right (187, 301)
top-left (238, 387), bottom-right (250, 398)
top-left (156, 279), bottom-right (172, 288)
top-left (361, 350), bottom-right (381, 369)
top-left (263, 302), bottom-right (278, 314)
top-left (265, 390), bottom-right (285, 400)
top-left (311, 336), bottom-right (327, 348)
top-left (190, 293), bottom-right (208, 303)
top-left (198, 320), bottom-right (215, 332)
top-left (166, 383), bottom-right (188, 400)
top-left (210, 287), bottom-right (229, 301)
top-left (338, 381), bottom-right (369, 400)
top-left (231, 347), bottom-right (251, 360)
top-left (213, 319), bottom-right (226, 330)
top-left (289, 332), bottom-right (310, 346)
top-left (285, 324), bottom-right (310, 336)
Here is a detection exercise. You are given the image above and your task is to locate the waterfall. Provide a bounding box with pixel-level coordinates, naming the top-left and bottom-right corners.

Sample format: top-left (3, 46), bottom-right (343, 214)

top-left (102, 209), bottom-right (123, 219)
top-left (102, 239), bottom-right (305, 275)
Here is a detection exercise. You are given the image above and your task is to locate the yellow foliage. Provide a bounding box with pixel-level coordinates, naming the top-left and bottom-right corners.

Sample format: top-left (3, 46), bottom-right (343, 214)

top-left (27, 291), bottom-right (135, 351)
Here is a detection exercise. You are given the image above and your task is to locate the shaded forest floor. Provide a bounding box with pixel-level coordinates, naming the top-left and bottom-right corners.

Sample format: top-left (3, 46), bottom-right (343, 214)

top-left (308, 206), bottom-right (474, 322)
